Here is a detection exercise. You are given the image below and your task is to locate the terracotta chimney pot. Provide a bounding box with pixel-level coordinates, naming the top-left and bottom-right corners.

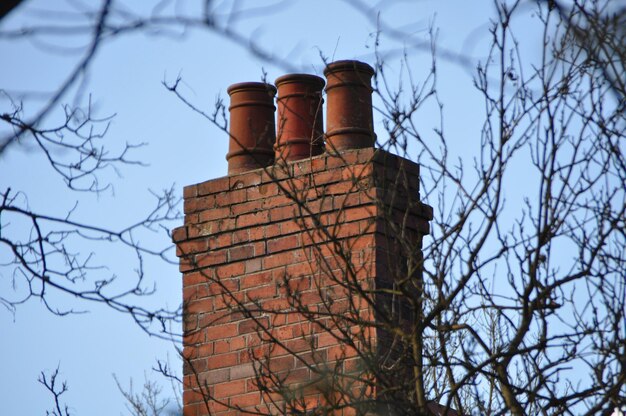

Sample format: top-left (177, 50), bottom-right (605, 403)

top-left (274, 74), bottom-right (325, 162)
top-left (324, 60), bottom-right (375, 151)
top-left (226, 82), bottom-right (277, 175)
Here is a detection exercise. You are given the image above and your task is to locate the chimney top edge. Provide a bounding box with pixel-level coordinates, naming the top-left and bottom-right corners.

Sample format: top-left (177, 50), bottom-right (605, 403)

top-left (227, 82), bottom-right (277, 95)
top-left (324, 60), bottom-right (374, 76)
top-left (275, 73), bottom-right (325, 88)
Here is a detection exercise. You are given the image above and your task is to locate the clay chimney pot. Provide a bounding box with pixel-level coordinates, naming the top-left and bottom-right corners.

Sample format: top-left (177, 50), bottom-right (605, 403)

top-left (324, 60), bottom-right (375, 151)
top-left (274, 74), bottom-right (325, 162)
top-left (226, 82), bottom-right (277, 175)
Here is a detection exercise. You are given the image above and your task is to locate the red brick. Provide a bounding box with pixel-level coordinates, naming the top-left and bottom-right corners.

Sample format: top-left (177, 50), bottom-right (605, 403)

top-left (279, 220), bottom-right (303, 236)
top-left (240, 271), bottom-right (272, 289)
top-left (334, 222), bottom-right (364, 239)
top-left (267, 355), bottom-right (294, 372)
top-left (285, 262), bottom-right (313, 277)
top-left (206, 322), bottom-right (239, 340)
top-left (230, 171), bottom-right (262, 189)
top-left (183, 184), bottom-right (198, 198)
top-left (291, 323), bottom-right (312, 338)
top-left (215, 189), bottom-right (246, 207)
top-left (176, 239), bottom-right (209, 257)
top-left (214, 340), bottom-right (232, 354)
top-left (172, 226), bottom-right (188, 243)
top-left (239, 349), bottom-right (253, 364)
top-left (269, 205), bottom-right (296, 222)
top-left (244, 258), bottom-right (262, 273)
top-left (193, 360), bottom-right (217, 382)
top-left (183, 270), bottom-right (212, 286)
top-left (297, 291), bottom-right (322, 307)
top-left (230, 392), bottom-right (261, 408)
top-left (264, 223), bottom-right (282, 239)
top-left (326, 153), bottom-right (351, 169)
top-left (183, 328), bottom-right (204, 346)
top-left (214, 292), bottom-right (244, 310)
top-left (179, 258), bottom-right (194, 272)
top-left (354, 148), bottom-right (376, 163)
top-left (324, 181), bottom-right (357, 195)
top-left (209, 233), bottom-right (232, 250)
top-left (270, 313), bottom-right (288, 327)
top-left (334, 193), bottom-right (362, 209)
top-left (360, 218), bottom-right (377, 234)
top-left (246, 183), bottom-right (279, 201)
top-left (262, 195), bottom-right (292, 210)
top-left (228, 245), bottom-right (255, 262)
top-left (186, 298), bottom-right (214, 314)
top-left (198, 206), bottom-right (230, 222)
top-left (267, 234), bottom-right (300, 253)
top-left (238, 317), bottom-right (268, 335)
top-left (262, 251), bottom-right (295, 270)
top-left (286, 176), bottom-right (310, 190)
top-left (198, 176), bottom-right (229, 195)
top-left (301, 186), bottom-right (323, 201)
top-left (350, 235), bottom-right (375, 250)
top-left (195, 250), bottom-right (228, 268)
top-left (246, 285), bottom-right (276, 301)
top-left (261, 297), bottom-right (292, 312)
top-left (248, 226), bottom-right (266, 240)
top-left (197, 342), bottom-right (214, 357)
top-left (230, 199), bottom-right (263, 216)
top-left (295, 350), bottom-right (327, 369)
top-left (183, 285), bottom-right (203, 303)
top-left (316, 331), bottom-right (341, 348)
top-left (312, 168), bottom-right (342, 185)
top-left (182, 401), bottom-right (202, 416)
top-left (217, 218), bottom-right (237, 233)
top-left (207, 352), bottom-right (238, 370)
top-left (261, 165), bottom-right (292, 182)
top-left (342, 163), bottom-right (373, 181)
top-left (215, 262), bottom-right (245, 278)
top-left (237, 211), bottom-right (269, 228)
top-left (183, 389), bottom-right (206, 405)
top-left (187, 222), bottom-right (215, 238)
top-left (211, 278), bottom-right (239, 294)
top-left (204, 400), bottom-right (229, 414)
top-left (185, 195), bottom-right (216, 214)
top-left (232, 229), bottom-right (249, 244)
top-left (304, 197), bottom-right (333, 214)
top-left (183, 213), bottom-right (199, 226)
top-left (229, 336), bottom-right (246, 351)
top-left (327, 344), bottom-right (358, 360)
top-left (282, 368), bottom-right (309, 384)
top-left (308, 156), bottom-right (325, 172)
top-left (214, 379), bottom-right (246, 399)
top-left (286, 275), bottom-right (311, 292)
top-left (202, 368), bottom-right (230, 384)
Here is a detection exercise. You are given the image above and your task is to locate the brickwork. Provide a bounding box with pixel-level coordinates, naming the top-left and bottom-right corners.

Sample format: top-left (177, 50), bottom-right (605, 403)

top-left (174, 148), bottom-right (432, 415)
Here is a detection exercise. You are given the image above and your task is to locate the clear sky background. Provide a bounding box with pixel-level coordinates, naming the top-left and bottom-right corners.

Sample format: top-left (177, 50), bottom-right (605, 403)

top-left (0, 1), bottom-right (544, 414)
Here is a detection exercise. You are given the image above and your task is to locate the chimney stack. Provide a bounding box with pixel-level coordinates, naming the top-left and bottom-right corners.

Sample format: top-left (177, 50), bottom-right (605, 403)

top-left (174, 60), bottom-right (433, 415)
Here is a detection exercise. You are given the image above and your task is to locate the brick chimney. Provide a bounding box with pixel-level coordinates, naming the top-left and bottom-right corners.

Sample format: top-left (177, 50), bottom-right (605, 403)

top-left (173, 61), bottom-right (435, 415)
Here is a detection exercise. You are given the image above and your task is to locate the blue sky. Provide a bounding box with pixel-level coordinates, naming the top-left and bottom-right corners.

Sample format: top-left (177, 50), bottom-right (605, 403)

top-left (0, 1), bottom-right (532, 414)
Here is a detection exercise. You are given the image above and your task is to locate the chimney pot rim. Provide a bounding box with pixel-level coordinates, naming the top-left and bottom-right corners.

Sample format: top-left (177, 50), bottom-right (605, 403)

top-left (323, 60), bottom-right (374, 76)
top-left (275, 73), bottom-right (325, 88)
top-left (227, 82), bottom-right (277, 96)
